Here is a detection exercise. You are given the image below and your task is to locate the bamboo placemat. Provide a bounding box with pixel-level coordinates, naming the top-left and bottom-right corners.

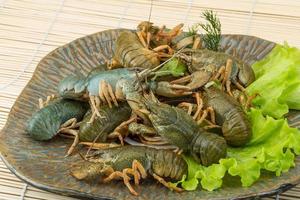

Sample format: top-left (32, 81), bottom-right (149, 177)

top-left (0, 0), bottom-right (299, 199)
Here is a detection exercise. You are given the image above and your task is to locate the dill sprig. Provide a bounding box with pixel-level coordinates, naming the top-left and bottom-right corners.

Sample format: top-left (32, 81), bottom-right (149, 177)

top-left (187, 24), bottom-right (198, 37)
top-left (199, 10), bottom-right (221, 51)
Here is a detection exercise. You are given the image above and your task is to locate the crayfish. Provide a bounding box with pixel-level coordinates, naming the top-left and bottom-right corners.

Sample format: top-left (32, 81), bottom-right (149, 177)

top-left (71, 146), bottom-right (187, 196)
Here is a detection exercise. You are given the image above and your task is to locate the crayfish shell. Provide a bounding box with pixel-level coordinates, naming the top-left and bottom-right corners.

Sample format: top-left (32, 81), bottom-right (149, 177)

top-left (114, 31), bottom-right (160, 68)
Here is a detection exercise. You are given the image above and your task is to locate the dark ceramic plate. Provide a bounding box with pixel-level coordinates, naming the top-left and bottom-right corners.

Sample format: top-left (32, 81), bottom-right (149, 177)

top-left (1, 29), bottom-right (300, 200)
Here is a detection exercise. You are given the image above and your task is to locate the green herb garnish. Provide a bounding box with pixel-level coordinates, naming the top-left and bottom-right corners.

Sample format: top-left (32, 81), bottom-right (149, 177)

top-left (187, 10), bottom-right (221, 51)
top-left (200, 10), bottom-right (221, 51)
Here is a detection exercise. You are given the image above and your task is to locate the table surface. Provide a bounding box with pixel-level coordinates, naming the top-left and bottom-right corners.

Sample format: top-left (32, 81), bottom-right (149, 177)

top-left (0, 0), bottom-right (300, 199)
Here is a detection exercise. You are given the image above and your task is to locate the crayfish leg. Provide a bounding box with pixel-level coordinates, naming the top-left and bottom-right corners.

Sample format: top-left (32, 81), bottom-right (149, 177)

top-left (60, 118), bottom-right (78, 129)
top-left (192, 36), bottom-right (201, 50)
top-left (234, 81), bottom-right (246, 92)
top-left (79, 142), bottom-right (121, 150)
top-left (196, 106), bottom-right (216, 125)
top-left (58, 128), bottom-right (79, 157)
top-left (193, 92), bottom-right (203, 120)
top-left (213, 65), bottom-right (225, 80)
top-left (132, 160), bottom-right (147, 179)
top-left (244, 93), bottom-right (259, 110)
top-left (222, 59), bottom-right (233, 96)
top-left (152, 81), bottom-right (192, 98)
top-left (123, 168), bottom-right (141, 186)
top-left (66, 133), bottom-right (79, 157)
top-left (177, 102), bottom-right (194, 115)
top-left (56, 118), bottom-right (81, 157)
top-left (108, 115), bottom-right (137, 145)
top-left (152, 44), bottom-right (173, 54)
top-left (103, 171), bottom-right (139, 196)
top-left (100, 81), bottom-right (112, 108)
top-left (173, 148), bottom-right (183, 155)
top-left (178, 94), bottom-right (203, 119)
top-left (152, 173), bottom-right (183, 192)
top-left (99, 80), bottom-right (119, 108)
top-left (88, 96), bottom-right (102, 123)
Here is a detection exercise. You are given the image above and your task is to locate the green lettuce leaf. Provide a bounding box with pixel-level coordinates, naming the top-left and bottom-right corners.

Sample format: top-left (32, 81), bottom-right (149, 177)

top-left (246, 43), bottom-right (300, 118)
top-left (152, 58), bottom-right (187, 80)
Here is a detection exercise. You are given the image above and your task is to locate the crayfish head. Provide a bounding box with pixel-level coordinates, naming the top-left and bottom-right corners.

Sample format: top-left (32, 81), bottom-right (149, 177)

top-left (148, 81), bottom-right (192, 98)
top-left (143, 98), bottom-right (177, 126)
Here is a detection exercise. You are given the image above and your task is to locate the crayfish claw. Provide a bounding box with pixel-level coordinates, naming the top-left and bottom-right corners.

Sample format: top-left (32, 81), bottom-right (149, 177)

top-left (170, 84), bottom-right (191, 90)
top-left (186, 71), bottom-right (211, 90)
top-left (170, 71), bottom-right (211, 91)
top-left (170, 75), bottom-right (191, 84)
top-left (152, 81), bottom-right (192, 98)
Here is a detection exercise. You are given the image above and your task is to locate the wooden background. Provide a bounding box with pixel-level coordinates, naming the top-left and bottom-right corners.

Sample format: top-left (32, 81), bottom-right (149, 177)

top-left (0, 0), bottom-right (299, 199)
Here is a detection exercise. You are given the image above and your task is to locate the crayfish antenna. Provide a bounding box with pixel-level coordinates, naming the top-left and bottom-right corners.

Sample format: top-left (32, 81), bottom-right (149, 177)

top-left (78, 151), bottom-right (87, 161)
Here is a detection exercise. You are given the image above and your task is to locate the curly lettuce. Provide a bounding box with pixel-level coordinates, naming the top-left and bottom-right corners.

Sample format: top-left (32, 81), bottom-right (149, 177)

top-left (178, 43), bottom-right (300, 191)
top-left (246, 43), bottom-right (300, 118)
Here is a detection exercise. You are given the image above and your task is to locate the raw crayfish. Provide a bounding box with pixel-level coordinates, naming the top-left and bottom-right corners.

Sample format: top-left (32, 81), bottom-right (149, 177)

top-left (175, 49), bottom-right (255, 92)
top-left (60, 102), bottom-right (132, 156)
top-left (135, 95), bottom-right (227, 166)
top-left (112, 31), bottom-right (160, 69)
top-left (26, 99), bottom-right (89, 141)
top-left (79, 102), bottom-right (131, 142)
top-left (58, 68), bottom-right (192, 122)
top-left (110, 21), bottom-right (184, 69)
top-left (203, 86), bottom-right (252, 146)
top-left (71, 146), bottom-right (187, 196)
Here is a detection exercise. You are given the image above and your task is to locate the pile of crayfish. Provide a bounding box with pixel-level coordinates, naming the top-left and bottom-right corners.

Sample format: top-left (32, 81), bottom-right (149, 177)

top-left (26, 20), bottom-right (256, 196)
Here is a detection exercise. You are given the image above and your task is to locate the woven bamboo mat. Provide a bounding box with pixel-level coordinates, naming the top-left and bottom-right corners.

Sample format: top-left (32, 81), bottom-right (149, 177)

top-left (0, 0), bottom-right (299, 199)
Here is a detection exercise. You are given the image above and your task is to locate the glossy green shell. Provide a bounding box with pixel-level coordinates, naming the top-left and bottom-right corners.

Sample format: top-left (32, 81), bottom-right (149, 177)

top-left (144, 99), bottom-right (227, 166)
top-left (26, 99), bottom-right (89, 141)
top-left (203, 87), bottom-right (252, 146)
top-left (78, 102), bottom-right (131, 142)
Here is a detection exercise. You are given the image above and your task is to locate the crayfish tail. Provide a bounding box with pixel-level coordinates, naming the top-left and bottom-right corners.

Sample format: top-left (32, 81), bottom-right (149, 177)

top-left (191, 131), bottom-right (227, 166)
